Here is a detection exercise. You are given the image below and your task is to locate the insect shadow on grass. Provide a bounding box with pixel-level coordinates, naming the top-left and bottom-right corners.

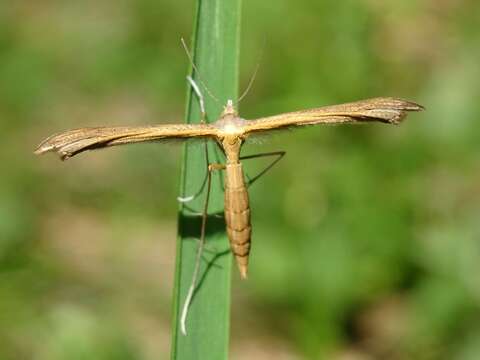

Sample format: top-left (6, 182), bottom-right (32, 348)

top-left (177, 211), bottom-right (231, 298)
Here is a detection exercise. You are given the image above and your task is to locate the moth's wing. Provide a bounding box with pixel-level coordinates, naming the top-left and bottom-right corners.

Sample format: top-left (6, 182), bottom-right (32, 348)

top-left (35, 123), bottom-right (218, 160)
top-left (243, 97), bottom-right (423, 135)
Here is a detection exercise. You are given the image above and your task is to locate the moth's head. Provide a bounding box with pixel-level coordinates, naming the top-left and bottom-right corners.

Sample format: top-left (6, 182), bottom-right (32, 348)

top-left (222, 99), bottom-right (237, 116)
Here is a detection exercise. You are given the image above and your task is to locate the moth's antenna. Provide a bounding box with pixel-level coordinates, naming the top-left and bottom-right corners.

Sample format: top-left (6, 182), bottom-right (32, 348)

top-left (237, 36), bottom-right (266, 104)
top-left (181, 38), bottom-right (220, 104)
top-left (237, 61), bottom-right (260, 104)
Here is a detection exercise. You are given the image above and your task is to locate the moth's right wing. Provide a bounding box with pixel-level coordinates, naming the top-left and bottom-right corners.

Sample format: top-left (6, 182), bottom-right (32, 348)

top-left (35, 123), bottom-right (218, 160)
top-left (243, 97), bottom-right (423, 135)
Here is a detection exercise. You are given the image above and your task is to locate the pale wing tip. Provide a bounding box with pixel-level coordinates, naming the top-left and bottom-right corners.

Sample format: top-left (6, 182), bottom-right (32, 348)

top-left (385, 97), bottom-right (425, 112)
top-left (34, 141), bottom-right (53, 155)
top-left (400, 100), bottom-right (425, 112)
top-left (375, 98), bottom-right (424, 125)
top-left (398, 99), bottom-right (425, 124)
top-left (34, 140), bottom-right (71, 160)
top-left (33, 147), bottom-right (46, 155)
top-left (34, 132), bottom-right (60, 155)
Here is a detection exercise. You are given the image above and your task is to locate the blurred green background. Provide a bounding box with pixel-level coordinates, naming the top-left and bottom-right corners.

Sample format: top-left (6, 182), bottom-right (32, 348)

top-left (1, 1), bottom-right (480, 359)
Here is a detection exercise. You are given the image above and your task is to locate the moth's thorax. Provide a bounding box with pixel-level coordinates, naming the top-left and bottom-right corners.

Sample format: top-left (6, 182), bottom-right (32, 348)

top-left (214, 114), bottom-right (246, 135)
top-left (214, 100), bottom-right (247, 137)
top-left (211, 100), bottom-right (246, 163)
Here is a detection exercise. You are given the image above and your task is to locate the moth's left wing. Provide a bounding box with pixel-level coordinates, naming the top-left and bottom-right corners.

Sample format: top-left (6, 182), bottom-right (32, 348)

top-left (243, 97), bottom-right (423, 135)
top-left (35, 123), bottom-right (218, 160)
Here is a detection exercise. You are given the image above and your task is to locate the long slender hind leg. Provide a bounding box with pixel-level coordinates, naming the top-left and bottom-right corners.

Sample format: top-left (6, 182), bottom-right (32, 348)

top-left (240, 151), bottom-right (286, 187)
top-left (180, 162), bottom-right (225, 336)
top-left (177, 76), bottom-right (210, 204)
top-left (179, 75), bottom-right (216, 335)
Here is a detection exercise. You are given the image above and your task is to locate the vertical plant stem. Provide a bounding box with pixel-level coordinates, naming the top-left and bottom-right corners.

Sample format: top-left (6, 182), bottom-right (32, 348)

top-left (171, 0), bottom-right (241, 359)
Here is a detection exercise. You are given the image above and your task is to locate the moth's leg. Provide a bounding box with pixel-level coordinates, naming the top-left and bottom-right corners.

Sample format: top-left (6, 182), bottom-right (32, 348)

top-left (240, 151), bottom-right (286, 187)
top-left (187, 75), bottom-right (206, 122)
top-left (183, 161), bottom-right (224, 255)
top-left (177, 76), bottom-right (209, 203)
top-left (180, 162), bottom-right (225, 336)
top-left (177, 174), bottom-right (209, 204)
top-left (208, 163), bottom-right (226, 171)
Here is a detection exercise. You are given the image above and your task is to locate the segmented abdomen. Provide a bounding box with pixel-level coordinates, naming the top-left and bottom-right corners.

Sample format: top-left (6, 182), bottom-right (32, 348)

top-left (224, 163), bottom-right (251, 279)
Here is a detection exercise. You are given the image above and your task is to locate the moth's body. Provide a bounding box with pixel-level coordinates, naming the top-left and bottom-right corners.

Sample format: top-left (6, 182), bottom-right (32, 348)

top-left (215, 101), bottom-right (251, 278)
top-left (35, 97), bottom-right (423, 279)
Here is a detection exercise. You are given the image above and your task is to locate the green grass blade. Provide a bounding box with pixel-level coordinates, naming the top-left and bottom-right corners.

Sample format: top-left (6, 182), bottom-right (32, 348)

top-left (171, 0), bottom-right (241, 358)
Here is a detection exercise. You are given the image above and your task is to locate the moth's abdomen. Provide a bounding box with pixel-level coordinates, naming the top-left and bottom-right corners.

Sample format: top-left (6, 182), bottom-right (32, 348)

top-left (224, 163), bottom-right (251, 279)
